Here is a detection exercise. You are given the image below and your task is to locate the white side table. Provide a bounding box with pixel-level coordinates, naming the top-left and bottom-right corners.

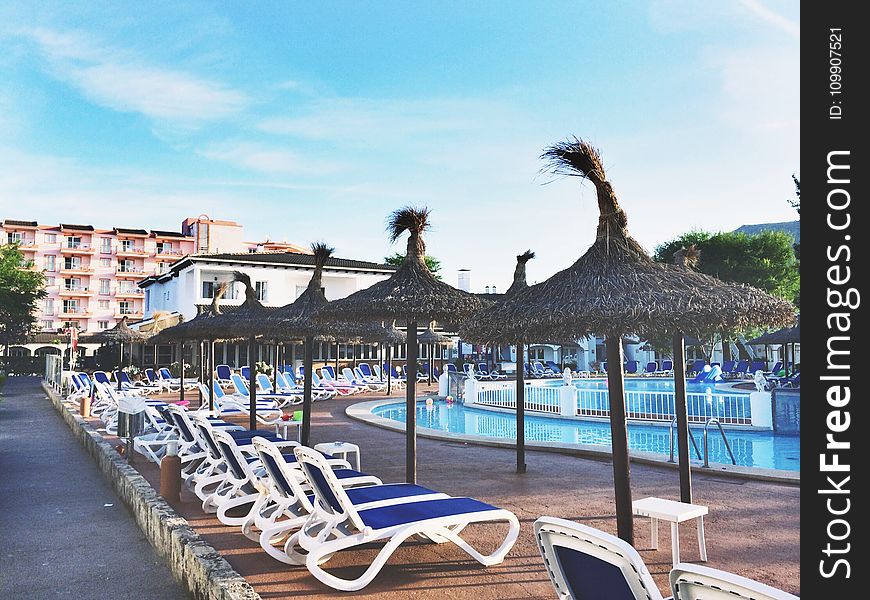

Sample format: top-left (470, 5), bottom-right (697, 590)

top-left (632, 496), bottom-right (708, 567)
top-left (275, 420), bottom-right (302, 442)
top-left (314, 441), bottom-right (361, 471)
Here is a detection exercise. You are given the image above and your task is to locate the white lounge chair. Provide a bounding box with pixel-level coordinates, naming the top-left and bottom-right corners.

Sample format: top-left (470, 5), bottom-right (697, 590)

top-left (203, 381), bottom-right (284, 425)
top-left (670, 563), bottom-right (798, 600)
top-left (535, 517), bottom-right (667, 600)
top-left (291, 446), bottom-right (520, 591)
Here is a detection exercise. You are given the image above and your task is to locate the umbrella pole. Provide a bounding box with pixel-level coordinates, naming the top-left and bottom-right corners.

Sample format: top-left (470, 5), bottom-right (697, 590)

top-left (334, 343), bottom-right (339, 377)
top-left (178, 341), bottom-right (185, 405)
top-left (605, 335), bottom-right (634, 543)
top-left (516, 340), bottom-right (526, 474)
top-left (783, 343), bottom-right (789, 377)
top-left (208, 339), bottom-right (215, 412)
top-left (672, 333), bottom-right (692, 503)
top-left (248, 336), bottom-right (257, 430)
top-left (406, 320), bottom-right (418, 483)
top-left (387, 344), bottom-right (392, 395)
top-left (302, 336), bottom-right (314, 446)
top-left (118, 344), bottom-right (123, 391)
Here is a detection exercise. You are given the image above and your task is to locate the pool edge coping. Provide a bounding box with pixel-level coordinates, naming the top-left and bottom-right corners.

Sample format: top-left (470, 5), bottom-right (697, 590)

top-left (346, 398), bottom-right (800, 485)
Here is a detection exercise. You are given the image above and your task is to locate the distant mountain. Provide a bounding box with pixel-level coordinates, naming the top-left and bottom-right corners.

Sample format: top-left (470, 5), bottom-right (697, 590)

top-left (733, 221), bottom-right (799, 242)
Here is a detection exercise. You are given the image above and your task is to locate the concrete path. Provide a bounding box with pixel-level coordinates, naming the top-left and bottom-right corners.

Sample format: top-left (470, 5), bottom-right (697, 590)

top-left (0, 376), bottom-right (190, 600)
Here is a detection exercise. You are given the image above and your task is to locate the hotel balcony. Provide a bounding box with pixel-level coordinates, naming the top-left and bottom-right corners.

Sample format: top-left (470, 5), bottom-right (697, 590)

top-left (115, 246), bottom-right (148, 257)
top-left (155, 248), bottom-right (185, 257)
top-left (115, 288), bottom-right (144, 298)
top-left (59, 264), bottom-right (94, 275)
top-left (17, 240), bottom-right (38, 251)
top-left (60, 243), bottom-right (94, 255)
top-left (115, 309), bottom-right (143, 319)
top-left (58, 307), bottom-right (91, 317)
top-left (115, 267), bottom-right (146, 278)
top-left (58, 286), bottom-right (94, 297)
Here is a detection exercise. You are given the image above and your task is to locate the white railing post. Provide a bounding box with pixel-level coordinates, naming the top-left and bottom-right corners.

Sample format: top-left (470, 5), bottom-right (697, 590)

top-left (749, 391), bottom-right (773, 428)
top-left (559, 384), bottom-right (577, 417)
top-left (464, 377), bottom-right (480, 406)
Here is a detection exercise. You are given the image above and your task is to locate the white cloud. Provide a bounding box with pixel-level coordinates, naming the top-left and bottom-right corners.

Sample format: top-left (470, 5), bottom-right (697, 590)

top-left (197, 142), bottom-right (341, 176)
top-left (737, 0), bottom-right (799, 38)
top-left (19, 27), bottom-right (247, 123)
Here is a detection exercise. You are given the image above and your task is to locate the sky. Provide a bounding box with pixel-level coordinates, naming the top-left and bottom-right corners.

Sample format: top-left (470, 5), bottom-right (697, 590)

top-left (0, 1), bottom-right (799, 291)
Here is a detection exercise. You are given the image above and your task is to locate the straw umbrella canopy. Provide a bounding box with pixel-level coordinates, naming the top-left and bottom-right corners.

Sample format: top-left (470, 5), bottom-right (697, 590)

top-left (461, 138), bottom-right (795, 542)
top-left (747, 314), bottom-right (800, 376)
top-left (93, 316), bottom-right (148, 390)
top-left (461, 249), bottom-right (535, 473)
top-left (190, 272), bottom-right (274, 429)
top-left (314, 207), bottom-right (485, 483)
top-left (416, 323), bottom-right (451, 384)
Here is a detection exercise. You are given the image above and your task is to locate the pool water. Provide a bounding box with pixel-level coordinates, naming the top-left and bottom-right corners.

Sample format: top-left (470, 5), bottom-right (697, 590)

top-left (372, 400), bottom-right (800, 471)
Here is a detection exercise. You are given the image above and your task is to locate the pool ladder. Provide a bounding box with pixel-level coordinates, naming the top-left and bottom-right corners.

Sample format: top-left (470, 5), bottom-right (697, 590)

top-left (668, 418), bottom-right (736, 468)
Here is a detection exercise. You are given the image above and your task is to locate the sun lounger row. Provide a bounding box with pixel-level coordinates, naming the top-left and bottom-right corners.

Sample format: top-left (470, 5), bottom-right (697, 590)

top-left (118, 396), bottom-right (520, 591)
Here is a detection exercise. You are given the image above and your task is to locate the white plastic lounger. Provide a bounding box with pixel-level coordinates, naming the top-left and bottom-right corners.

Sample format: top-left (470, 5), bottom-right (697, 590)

top-left (257, 373), bottom-right (304, 406)
top-left (249, 437), bottom-right (444, 564)
top-left (534, 517), bottom-right (668, 600)
top-left (291, 446), bottom-right (520, 591)
top-left (670, 563), bottom-right (798, 600)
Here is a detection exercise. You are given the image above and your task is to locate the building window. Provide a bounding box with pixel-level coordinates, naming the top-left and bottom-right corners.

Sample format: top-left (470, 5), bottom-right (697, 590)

top-left (44, 233), bottom-right (57, 243)
top-left (7, 231), bottom-right (23, 244)
top-left (46, 276), bottom-right (55, 287)
top-left (44, 255), bottom-right (56, 271)
top-left (43, 298), bottom-right (54, 313)
top-left (65, 235), bottom-right (82, 249)
top-left (119, 239), bottom-right (133, 252)
top-left (62, 299), bottom-right (80, 314)
top-left (156, 241), bottom-right (172, 254)
top-left (119, 301), bottom-right (131, 315)
top-left (64, 277), bottom-right (82, 291)
top-left (98, 320), bottom-right (110, 330)
top-left (42, 320), bottom-right (54, 330)
top-left (255, 281), bottom-right (268, 302)
top-left (98, 300), bottom-right (110, 310)
top-left (145, 289), bottom-right (150, 312)
top-left (63, 256), bottom-right (81, 270)
top-left (99, 279), bottom-right (110, 294)
top-left (202, 281), bottom-right (215, 299)
top-left (118, 259), bottom-right (135, 272)
top-left (100, 238), bottom-right (112, 253)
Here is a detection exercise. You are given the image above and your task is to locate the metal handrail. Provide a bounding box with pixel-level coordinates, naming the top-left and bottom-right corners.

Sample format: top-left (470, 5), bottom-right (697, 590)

top-left (703, 418), bottom-right (737, 467)
top-left (668, 417), bottom-right (702, 462)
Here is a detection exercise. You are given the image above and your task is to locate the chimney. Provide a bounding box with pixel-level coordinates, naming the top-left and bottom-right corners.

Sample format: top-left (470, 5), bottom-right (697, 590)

top-left (457, 269), bottom-right (471, 292)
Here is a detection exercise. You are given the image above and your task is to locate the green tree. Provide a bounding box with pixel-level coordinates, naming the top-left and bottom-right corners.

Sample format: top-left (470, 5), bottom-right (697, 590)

top-left (0, 244), bottom-right (47, 356)
top-left (652, 229), bottom-right (799, 360)
top-left (654, 230), bottom-right (799, 304)
top-left (384, 252), bottom-right (442, 280)
top-left (788, 176), bottom-right (800, 307)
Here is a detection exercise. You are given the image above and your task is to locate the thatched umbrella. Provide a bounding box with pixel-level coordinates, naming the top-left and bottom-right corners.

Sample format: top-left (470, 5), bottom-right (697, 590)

top-left (461, 249), bottom-right (535, 473)
top-left (460, 138), bottom-right (795, 542)
top-left (314, 207), bottom-right (485, 483)
top-left (747, 314), bottom-right (800, 376)
top-left (94, 316), bottom-right (147, 390)
top-left (156, 283), bottom-right (232, 410)
top-left (267, 243), bottom-right (342, 445)
top-left (192, 272), bottom-right (273, 429)
top-left (416, 323), bottom-right (451, 384)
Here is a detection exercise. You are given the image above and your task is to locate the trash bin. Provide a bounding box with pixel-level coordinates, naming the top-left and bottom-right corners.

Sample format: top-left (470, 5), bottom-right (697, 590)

top-left (117, 395), bottom-right (146, 439)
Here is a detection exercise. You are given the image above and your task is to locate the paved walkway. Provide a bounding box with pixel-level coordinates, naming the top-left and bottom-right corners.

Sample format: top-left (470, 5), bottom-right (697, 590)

top-left (0, 376), bottom-right (189, 600)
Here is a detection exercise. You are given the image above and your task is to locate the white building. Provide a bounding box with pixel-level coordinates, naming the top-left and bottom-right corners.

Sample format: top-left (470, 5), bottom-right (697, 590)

top-left (140, 250), bottom-right (396, 321)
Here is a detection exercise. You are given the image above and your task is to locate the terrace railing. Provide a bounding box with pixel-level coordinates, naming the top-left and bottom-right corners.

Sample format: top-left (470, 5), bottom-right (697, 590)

top-left (466, 379), bottom-right (767, 427)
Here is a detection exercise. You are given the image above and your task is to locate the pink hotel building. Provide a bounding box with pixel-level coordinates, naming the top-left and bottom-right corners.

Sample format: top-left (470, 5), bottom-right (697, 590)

top-left (2, 215), bottom-right (306, 334)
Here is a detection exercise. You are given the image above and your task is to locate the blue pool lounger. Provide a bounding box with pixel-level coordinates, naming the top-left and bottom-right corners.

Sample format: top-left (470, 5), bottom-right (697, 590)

top-left (292, 445), bottom-right (520, 591)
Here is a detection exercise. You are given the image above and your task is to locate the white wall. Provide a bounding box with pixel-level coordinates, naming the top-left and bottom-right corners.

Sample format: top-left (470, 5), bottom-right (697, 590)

top-left (143, 262), bottom-right (391, 321)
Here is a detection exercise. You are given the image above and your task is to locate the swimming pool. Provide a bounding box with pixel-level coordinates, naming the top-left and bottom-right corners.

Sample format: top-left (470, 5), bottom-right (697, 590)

top-left (372, 399), bottom-right (800, 471)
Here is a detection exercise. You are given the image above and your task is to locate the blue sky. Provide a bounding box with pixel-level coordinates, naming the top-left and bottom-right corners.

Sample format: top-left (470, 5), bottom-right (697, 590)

top-left (1, 1), bottom-right (799, 291)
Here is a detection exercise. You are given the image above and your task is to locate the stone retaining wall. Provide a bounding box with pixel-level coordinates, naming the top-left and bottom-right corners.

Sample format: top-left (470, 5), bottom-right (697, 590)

top-left (41, 382), bottom-right (260, 600)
